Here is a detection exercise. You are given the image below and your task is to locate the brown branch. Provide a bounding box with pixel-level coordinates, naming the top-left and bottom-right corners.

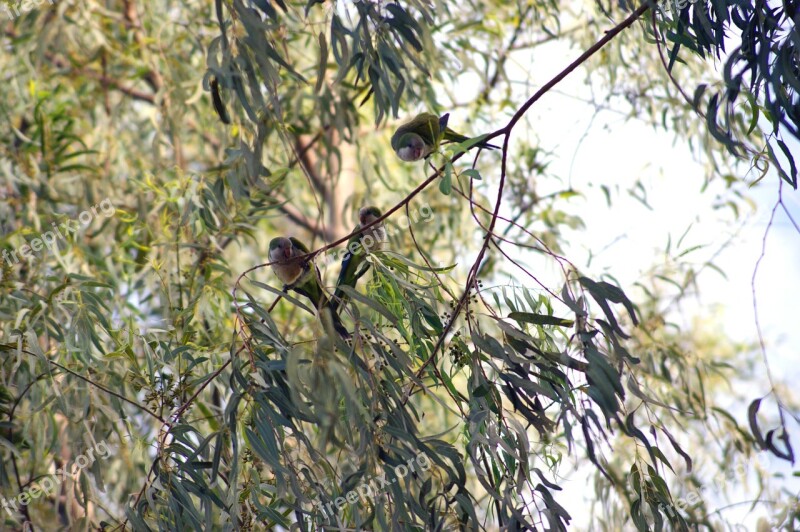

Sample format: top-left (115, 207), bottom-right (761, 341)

top-left (82, 68), bottom-right (157, 103)
top-left (269, 133), bottom-right (339, 242)
top-left (401, 1), bottom-right (651, 406)
top-left (750, 180), bottom-right (800, 432)
top-left (122, 0), bottom-right (164, 93)
top-left (296, 134), bottom-right (328, 194)
top-left (494, 3), bottom-right (651, 142)
top-left (275, 195), bottom-right (335, 241)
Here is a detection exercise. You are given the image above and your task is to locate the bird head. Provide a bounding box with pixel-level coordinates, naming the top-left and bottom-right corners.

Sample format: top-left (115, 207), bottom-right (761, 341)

top-left (269, 237), bottom-right (293, 262)
top-left (396, 133), bottom-right (427, 162)
top-left (359, 206), bottom-right (383, 227)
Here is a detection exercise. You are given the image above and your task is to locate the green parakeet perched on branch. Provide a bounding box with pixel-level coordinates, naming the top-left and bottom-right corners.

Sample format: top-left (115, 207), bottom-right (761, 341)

top-left (391, 112), bottom-right (499, 162)
top-left (333, 206), bottom-right (386, 310)
top-left (269, 236), bottom-right (349, 338)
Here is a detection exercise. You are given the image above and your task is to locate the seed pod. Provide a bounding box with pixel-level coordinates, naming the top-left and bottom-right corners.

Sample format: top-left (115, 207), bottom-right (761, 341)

top-left (210, 77), bottom-right (230, 124)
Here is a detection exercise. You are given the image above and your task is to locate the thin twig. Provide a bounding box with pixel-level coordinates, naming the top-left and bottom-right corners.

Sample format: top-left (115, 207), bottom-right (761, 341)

top-left (400, 2), bottom-right (651, 406)
top-left (15, 348), bottom-right (165, 422)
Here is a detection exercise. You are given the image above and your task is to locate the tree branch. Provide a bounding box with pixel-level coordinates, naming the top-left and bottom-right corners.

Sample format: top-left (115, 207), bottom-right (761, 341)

top-left (122, 0), bottom-right (164, 93)
top-left (276, 194), bottom-right (335, 241)
top-left (402, 1), bottom-right (651, 406)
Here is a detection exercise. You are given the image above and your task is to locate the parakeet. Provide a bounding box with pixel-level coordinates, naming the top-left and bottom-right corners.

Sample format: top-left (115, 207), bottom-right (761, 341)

top-left (390, 112), bottom-right (499, 162)
top-left (269, 236), bottom-right (349, 338)
top-left (333, 206), bottom-right (386, 310)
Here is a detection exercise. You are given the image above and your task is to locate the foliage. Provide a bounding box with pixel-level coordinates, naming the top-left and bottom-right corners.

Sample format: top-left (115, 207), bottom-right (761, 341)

top-left (0, 0), bottom-right (798, 531)
top-left (653, 0), bottom-right (799, 187)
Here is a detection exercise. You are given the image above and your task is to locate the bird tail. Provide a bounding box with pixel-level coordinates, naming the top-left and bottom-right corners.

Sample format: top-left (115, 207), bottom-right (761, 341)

top-left (331, 288), bottom-right (345, 312)
top-left (331, 261), bottom-right (371, 312)
top-left (442, 128), bottom-right (499, 150)
top-left (320, 301), bottom-right (350, 339)
top-left (438, 113), bottom-right (450, 131)
top-left (476, 138), bottom-right (500, 150)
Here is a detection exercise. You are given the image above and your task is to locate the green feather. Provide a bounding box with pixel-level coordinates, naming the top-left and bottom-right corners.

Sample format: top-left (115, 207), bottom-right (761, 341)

top-left (391, 112), bottom-right (498, 160)
top-left (289, 237), bottom-right (311, 254)
top-left (332, 206), bottom-right (384, 310)
top-left (332, 226), bottom-right (370, 310)
top-left (391, 112), bottom-right (441, 151)
top-left (288, 238), bottom-right (350, 337)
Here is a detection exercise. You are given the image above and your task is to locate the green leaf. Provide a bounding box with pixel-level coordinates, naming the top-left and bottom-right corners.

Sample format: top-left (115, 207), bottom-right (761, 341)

top-left (748, 398), bottom-right (766, 449)
top-left (315, 32), bottom-right (328, 94)
top-left (461, 168), bottom-right (482, 180)
top-left (338, 285), bottom-right (398, 324)
top-left (508, 312), bottom-right (574, 327)
top-left (440, 162), bottom-right (452, 195)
